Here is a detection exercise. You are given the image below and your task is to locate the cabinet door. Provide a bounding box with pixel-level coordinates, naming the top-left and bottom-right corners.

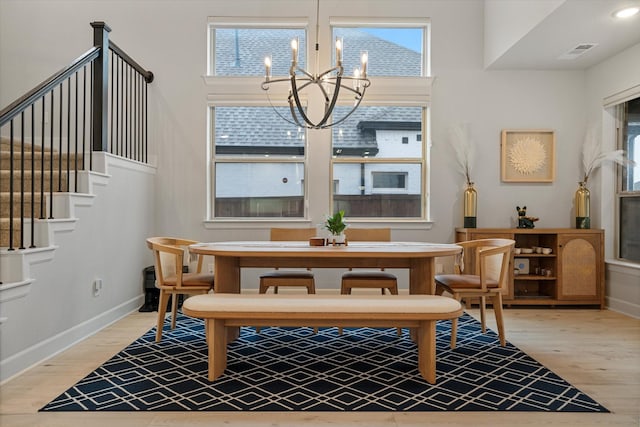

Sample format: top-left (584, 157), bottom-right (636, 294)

top-left (557, 233), bottom-right (602, 301)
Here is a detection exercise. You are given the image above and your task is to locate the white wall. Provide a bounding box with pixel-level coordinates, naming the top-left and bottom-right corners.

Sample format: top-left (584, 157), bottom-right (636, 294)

top-left (585, 42), bottom-right (640, 318)
top-left (0, 155), bottom-right (156, 381)
top-left (484, 0), bottom-right (564, 68)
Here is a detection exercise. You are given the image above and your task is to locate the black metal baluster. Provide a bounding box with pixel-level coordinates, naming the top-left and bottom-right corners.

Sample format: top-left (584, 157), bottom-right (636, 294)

top-left (74, 71), bottom-right (79, 192)
top-left (144, 76), bottom-right (148, 163)
top-left (19, 112), bottom-right (25, 249)
top-left (30, 104), bottom-right (35, 248)
top-left (82, 66), bottom-right (87, 171)
top-left (67, 76), bottom-right (71, 193)
top-left (119, 56), bottom-right (123, 157)
top-left (8, 120), bottom-right (15, 251)
top-left (133, 70), bottom-right (137, 161)
top-left (125, 63), bottom-right (129, 158)
top-left (58, 83), bottom-right (63, 192)
top-left (134, 70), bottom-right (138, 161)
top-left (89, 61), bottom-right (94, 171)
top-left (110, 50), bottom-right (114, 154)
top-left (49, 90), bottom-right (54, 219)
top-left (138, 73), bottom-right (141, 161)
top-left (40, 95), bottom-right (45, 219)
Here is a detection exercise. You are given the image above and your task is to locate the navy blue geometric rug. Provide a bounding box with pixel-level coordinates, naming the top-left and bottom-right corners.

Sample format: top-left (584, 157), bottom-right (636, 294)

top-left (40, 313), bottom-right (608, 412)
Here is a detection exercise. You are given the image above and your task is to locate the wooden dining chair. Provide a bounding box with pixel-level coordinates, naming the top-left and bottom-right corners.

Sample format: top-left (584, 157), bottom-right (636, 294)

top-left (259, 227), bottom-right (317, 294)
top-left (258, 227), bottom-right (317, 333)
top-left (434, 238), bottom-right (515, 348)
top-left (341, 228), bottom-right (398, 295)
top-left (146, 237), bottom-right (215, 342)
top-left (340, 228), bottom-right (400, 335)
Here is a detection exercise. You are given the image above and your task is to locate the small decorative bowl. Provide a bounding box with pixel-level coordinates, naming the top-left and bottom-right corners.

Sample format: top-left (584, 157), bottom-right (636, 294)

top-left (542, 248), bottom-right (552, 255)
top-left (521, 248), bottom-right (534, 254)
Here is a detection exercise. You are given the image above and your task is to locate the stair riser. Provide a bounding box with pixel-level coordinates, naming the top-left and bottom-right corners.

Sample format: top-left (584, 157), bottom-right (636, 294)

top-left (0, 197), bottom-right (46, 218)
top-left (0, 172), bottom-right (70, 192)
top-left (0, 154), bottom-right (85, 171)
top-left (0, 220), bottom-right (31, 249)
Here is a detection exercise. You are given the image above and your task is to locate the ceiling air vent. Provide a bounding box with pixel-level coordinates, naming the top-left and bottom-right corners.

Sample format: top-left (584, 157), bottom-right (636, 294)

top-left (558, 43), bottom-right (598, 60)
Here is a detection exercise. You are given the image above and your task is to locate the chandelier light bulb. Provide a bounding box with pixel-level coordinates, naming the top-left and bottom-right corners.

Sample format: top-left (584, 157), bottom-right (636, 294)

top-left (360, 51), bottom-right (368, 77)
top-left (264, 56), bottom-right (272, 80)
top-left (291, 38), bottom-right (299, 65)
top-left (353, 68), bottom-right (361, 90)
top-left (335, 37), bottom-right (343, 66)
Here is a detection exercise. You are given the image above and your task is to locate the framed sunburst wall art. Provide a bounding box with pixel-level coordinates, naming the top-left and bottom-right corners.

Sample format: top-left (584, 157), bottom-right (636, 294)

top-left (501, 129), bottom-right (556, 182)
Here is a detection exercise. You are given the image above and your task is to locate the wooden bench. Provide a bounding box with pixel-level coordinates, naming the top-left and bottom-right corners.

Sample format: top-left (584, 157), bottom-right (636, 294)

top-left (182, 293), bottom-right (463, 384)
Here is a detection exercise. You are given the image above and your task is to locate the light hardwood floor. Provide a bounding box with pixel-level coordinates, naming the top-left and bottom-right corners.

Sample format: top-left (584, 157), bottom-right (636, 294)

top-left (1, 308), bottom-right (638, 427)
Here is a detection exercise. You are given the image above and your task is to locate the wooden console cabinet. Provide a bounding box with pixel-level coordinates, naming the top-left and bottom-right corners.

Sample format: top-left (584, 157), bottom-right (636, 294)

top-left (455, 228), bottom-right (605, 308)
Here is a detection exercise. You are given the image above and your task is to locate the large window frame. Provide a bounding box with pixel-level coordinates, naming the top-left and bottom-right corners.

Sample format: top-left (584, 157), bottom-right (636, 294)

top-left (205, 15), bottom-right (432, 223)
top-left (615, 97), bottom-right (640, 263)
top-left (329, 18), bottom-right (431, 220)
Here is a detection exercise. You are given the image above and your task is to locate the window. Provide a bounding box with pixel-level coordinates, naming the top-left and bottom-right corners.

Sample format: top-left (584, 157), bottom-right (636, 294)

top-left (332, 105), bottom-right (425, 218)
top-left (213, 106), bottom-right (306, 218)
top-left (210, 27), bottom-right (306, 76)
top-left (206, 16), bottom-right (431, 221)
top-left (373, 172), bottom-right (408, 189)
top-left (332, 27), bottom-right (425, 76)
top-left (617, 97), bottom-right (640, 262)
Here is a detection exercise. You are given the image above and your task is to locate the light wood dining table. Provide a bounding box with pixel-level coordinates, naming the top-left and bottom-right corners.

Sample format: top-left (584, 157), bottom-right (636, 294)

top-left (189, 241), bottom-right (462, 295)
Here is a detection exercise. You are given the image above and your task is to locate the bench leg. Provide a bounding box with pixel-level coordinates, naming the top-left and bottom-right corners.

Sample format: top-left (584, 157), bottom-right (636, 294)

top-left (206, 319), bottom-right (227, 381)
top-left (417, 320), bottom-right (437, 384)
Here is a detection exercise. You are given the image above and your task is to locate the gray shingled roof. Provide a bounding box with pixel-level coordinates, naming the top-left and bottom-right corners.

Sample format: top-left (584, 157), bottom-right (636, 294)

top-left (214, 28), bottom-right (421, 156)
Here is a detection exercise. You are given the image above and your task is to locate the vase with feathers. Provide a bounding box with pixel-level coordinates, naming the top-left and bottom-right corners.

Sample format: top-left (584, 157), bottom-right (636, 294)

top-left (449, 124), bottom-right (477, 228)
top-left (577, 125), bottom-right (632, 229)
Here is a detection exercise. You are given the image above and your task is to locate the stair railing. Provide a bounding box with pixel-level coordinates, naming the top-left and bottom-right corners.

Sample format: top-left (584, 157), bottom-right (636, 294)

top-left (0, 21), bottom-right (153, 251)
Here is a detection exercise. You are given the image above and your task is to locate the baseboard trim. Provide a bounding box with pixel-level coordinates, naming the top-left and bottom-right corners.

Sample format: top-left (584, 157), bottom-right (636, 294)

top-left (0, 294), bottom-right (144, 385)
top-left (606, 296), bottom-right (640, 319)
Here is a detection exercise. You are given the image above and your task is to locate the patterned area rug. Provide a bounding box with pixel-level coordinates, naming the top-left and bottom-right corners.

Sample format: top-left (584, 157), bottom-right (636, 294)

top-left (41, 313), bottom-right (608, 412)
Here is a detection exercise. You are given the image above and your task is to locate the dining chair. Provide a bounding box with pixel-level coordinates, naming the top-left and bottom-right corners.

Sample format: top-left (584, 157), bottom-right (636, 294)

top-left (259, 227), bottom-right (317, 294)
top-left (258, 227), bottom-right (317, 333)
top-left (340, 228), bottom-right (400, 335)
top-left (434, 238), bottom-right (515, 348)
top-left (146, 237), bottom-right (215, 342)
top-left (341, 228), bottom-right (398, 295)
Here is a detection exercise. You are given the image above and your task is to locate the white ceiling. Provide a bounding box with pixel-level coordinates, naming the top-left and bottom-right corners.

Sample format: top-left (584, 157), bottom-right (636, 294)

top-left (486, 0), bottom-right (640, 70)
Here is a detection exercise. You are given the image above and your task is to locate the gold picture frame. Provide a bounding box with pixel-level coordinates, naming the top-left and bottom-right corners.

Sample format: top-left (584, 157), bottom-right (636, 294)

top-left (501, 129), bottom-right (555, 182)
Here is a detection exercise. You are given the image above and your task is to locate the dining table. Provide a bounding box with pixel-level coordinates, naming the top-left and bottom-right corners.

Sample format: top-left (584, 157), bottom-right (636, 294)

top-left (189, 240), bottom-right (462, 295)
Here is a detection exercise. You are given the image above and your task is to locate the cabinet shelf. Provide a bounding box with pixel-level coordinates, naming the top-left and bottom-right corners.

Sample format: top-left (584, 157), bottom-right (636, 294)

top-left (456, 228), bottom-right (604, 308)
top-left (515, 275), bottom-right (556, 280)
top-left (515, 254), bottom-right (556, 258)
top-left (514, 294), bottom-right (553, 299)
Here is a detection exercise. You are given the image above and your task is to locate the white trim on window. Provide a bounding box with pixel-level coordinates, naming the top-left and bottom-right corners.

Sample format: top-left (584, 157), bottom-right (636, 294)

top-left (603, 84), bottom-right (640, 108)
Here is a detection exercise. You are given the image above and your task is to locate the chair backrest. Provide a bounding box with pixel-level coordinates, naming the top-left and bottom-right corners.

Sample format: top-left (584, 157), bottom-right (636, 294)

top-left (270, 227), bottom-right (317, 241)
top-left (146, 237), bottom-right (200, 287)
top-left (344, 228), bottom-right (391, 242)
top-left (459, 238), bottom-right (515, 292)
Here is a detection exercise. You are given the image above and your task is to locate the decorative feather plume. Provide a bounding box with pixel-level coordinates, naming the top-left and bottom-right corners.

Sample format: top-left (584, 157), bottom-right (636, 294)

top-left (448, 123), bottom-right (475, 185)
top-left (581, 125), bottom-right (633, 184)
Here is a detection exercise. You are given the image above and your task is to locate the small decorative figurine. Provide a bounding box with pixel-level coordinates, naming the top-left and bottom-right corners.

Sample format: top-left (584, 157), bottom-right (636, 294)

top-left (516, 206), bottom-right (539, 229)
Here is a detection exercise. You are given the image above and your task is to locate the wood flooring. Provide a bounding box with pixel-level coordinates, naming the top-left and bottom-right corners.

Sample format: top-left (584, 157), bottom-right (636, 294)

top-left (1, 307), bottom-right (638, 427)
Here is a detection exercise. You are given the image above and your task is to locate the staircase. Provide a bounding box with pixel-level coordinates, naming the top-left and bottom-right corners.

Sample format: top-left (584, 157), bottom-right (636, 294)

top-left (0, 137), bottom-right (74, 249)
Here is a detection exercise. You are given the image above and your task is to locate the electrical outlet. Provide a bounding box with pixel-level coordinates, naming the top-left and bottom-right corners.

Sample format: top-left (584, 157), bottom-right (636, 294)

top-left (208, 263), bottom-right (214, 273)
top-left (435, 263), bottom-right (444, 274)
top-left (93, 278), bottom-right (103, 296)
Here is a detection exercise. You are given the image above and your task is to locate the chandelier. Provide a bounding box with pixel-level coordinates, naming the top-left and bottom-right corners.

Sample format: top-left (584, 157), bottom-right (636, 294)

top-left (261, 0), bottom-right (371, 130)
